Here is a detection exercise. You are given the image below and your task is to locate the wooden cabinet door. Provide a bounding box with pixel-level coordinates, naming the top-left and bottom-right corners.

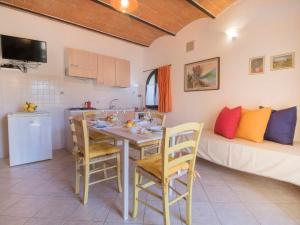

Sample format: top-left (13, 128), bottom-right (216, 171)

top-left (66, 48), bottom-right (97, 79)
top-left (115, 58), bottom-right (130, 87)
top-left (84, 52), bottom-right (98, 79)
top-left (96, 55), bottom-right (104, 84)
top-left (102, 55), bottom-right (116, 86)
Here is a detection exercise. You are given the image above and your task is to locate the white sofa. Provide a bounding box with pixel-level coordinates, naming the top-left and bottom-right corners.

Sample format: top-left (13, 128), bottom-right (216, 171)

top-left (198, 130), bottom-right (300, 186)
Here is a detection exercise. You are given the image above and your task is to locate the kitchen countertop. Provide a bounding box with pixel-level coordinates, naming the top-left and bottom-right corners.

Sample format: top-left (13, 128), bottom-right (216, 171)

top-left (66, 108), bottom-right (135, 112)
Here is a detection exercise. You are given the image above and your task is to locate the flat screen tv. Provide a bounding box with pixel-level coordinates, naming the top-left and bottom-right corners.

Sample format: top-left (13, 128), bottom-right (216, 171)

top-left (1, 35), bottom-right (47, 63)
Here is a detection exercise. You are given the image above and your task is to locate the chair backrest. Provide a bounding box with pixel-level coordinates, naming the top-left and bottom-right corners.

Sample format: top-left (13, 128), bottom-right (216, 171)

top-left (69, 117), bottom-right (78, 154)
top-left (82, 110), bottom-right (107, 120)
top-left (72, 118), bottom-right (90, 159)
top-left (161, 122), bottom-right (203, 180)
top-left (150, 112), bottom-right (166, 127)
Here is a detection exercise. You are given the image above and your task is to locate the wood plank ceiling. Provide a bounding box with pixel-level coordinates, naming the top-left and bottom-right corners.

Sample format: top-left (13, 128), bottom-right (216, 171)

top-left (0, 0), bottom-right (237, 47)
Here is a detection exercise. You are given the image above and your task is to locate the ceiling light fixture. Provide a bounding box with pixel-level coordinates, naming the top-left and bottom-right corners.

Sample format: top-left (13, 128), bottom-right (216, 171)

top-left (225, 28), bottom-right (238, 40)
top-left (120, 0), bottom-right (129, 8)
top-left (111, 0), bottom-right (138, 13)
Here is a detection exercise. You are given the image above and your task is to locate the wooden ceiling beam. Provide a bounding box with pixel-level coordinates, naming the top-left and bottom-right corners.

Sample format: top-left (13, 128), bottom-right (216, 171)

top-left (93, 0), bottom-right (176, 36)
top-left (186, 0), bottom-right (216, 19)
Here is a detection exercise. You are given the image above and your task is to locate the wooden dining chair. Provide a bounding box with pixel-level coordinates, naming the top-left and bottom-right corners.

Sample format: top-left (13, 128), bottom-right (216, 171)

top-left (82, 111), bottom-right (116, 144)
top-left (131, 122), bottom-right (203, 225)
top-left (130, 112), bottom-right (166, 160)
top-left (69, 117), bottom-right (122, 204)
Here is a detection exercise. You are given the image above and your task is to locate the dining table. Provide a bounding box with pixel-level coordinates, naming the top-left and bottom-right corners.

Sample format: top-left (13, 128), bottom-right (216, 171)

top-left (90, 124), bottom-right (164, 220)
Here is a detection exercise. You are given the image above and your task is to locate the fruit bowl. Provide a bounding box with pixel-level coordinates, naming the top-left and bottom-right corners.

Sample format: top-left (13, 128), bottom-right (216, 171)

top-left (124, 120), bottom-right (136, 128)
top-left (23, 102), bottom-right (37, 112)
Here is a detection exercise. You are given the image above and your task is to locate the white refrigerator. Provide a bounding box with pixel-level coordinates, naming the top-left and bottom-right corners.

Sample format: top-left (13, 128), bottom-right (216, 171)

top-left (8, 112), bottom-right (53, 166)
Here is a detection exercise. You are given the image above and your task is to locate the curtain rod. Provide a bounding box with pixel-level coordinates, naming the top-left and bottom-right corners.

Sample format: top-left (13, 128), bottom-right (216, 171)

top-left (142, 64), bottom-right (171, 73)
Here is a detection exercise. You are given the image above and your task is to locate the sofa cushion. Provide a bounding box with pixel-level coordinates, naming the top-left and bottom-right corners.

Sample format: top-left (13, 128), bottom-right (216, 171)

top-left (214, 106), bottom-right (242, 139)
top-left (264, 106), bottom-right (297, 145)
top-left (236, 107), bottom-right (272, 143)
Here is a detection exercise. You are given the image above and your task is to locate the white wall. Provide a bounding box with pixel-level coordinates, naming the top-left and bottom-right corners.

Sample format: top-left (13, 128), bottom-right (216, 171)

top-left (0, 6), bottom-right (146, 158)
top-left (144, 0), bottom-right (300, 140)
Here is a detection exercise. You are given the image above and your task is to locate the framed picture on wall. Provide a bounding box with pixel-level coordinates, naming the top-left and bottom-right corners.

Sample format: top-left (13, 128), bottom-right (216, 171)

top-left (271, 52), bottom-right (295, 71)
top-left (184, 57), bottom-right (220, 92)
top-left (249, 56), bottom-right (265, 75)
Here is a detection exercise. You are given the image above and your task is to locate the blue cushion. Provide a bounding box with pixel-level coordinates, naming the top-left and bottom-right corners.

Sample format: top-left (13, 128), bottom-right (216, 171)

top-left (264, 106), bottom-right (297, 145)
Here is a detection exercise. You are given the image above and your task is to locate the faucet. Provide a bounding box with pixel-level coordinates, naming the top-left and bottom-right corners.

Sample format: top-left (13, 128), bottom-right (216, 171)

top-left (109, 99), bottom-right (119, 110)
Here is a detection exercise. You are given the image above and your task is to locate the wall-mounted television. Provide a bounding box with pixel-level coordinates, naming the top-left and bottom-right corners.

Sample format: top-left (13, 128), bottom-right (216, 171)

top-left (1, 35), bottom-right (47, 63)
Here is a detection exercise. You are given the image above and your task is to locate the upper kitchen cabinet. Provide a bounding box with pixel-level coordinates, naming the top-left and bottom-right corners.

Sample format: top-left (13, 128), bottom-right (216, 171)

top-left (65, 48), bottom-right (98, 79)
top-left (101, 55), bottom-right (116, 86)
top-left (65, 48), bottom-right (131, 87)
top-left (98, 55), bottom-right (131, 87)
top-left (115, 58), bottom-right (130, 87)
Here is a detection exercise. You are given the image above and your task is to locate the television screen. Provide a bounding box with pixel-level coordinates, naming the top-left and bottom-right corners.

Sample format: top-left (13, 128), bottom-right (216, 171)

top-left (1, 35), bottom-right (47, 63)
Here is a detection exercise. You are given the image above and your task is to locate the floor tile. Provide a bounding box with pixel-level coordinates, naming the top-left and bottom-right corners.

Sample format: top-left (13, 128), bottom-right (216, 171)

top-left (1, 196), bottom-right (49, 217)
top-left (277, 203), bottom-right (300, 224)
top-left (67, 198), bottom-right (111, 222)
top-left (232, 186), bottom-right (273, 203)
top-left (143, 201), bottom-right (182, 225)
top-left (203, 185), bottom-right (240, 203)
top-left (179, 201), bottom-right (220, 225)
top-left (198, 173), bottom-right (227, 187)
top-left (62, 221), bottom-right (103, 225)
top-left (105, 196), bottom-right (145, 224)
top-left (245, 202), bottom-right (298, 225)
top-left (104, 223), bottom-right (142, 225)
top-left (0, 216), bottom-right (28, 225)
top-left (259, 188), bottom-right (300, 203)
top-left (174, 181), bottom-right (209, 203)
top-left (34, 197), bottom-right (80, 220)
top-left (0, 193), bottom-right (24, 211)
top-left (213, 203), bottom-right (259, 225)
top-left (24, 218), bottom-right (64, 225)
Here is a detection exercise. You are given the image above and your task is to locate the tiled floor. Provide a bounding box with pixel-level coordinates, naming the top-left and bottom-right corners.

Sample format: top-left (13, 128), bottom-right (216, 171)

top-left (0, 150), bottom-right (300, 225)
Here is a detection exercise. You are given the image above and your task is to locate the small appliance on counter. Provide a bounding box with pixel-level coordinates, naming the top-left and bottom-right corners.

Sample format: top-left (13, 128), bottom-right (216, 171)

top-left (84, 101), bottom-right (92, 109)
top-left (8, 111), bottom-right (52, 166)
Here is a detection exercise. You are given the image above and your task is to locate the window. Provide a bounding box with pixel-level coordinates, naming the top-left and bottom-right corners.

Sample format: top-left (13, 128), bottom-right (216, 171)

top-left (145, 69), bottom-right (158, 109)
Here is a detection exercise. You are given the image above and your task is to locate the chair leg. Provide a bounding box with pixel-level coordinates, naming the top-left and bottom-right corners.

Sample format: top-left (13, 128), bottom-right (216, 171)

top-left (162, 181), bottom-right (170, 225)
top-left (75, 156), bottom-right (80, 195)
top-left (103, 163), bottom-right (108, 179)
top-left (116, 153), bottom-right (122, 193)
top-left (140, 147), bottom-right (145, 159)
top-left (186, 172), bottom-right (194, 225)
top-left (132, 167), bottom-right (140, 218)
top-left (83, 162), bottom-right (90, 204)
top-left (138, 148), bottom-right (145, 184)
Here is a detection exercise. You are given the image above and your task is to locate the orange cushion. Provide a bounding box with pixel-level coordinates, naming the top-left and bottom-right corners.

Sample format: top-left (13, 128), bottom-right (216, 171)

top-left (236, 107), bottom-right (272, 143)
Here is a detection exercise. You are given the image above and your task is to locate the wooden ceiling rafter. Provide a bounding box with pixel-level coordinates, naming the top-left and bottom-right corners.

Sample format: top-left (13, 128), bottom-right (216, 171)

top-left (93, 0), bottom-right (176, 36)
top-left (186, 0), bottom-right (216, 19)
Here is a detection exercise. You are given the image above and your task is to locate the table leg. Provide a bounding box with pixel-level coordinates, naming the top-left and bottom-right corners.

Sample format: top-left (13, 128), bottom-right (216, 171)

top-left (122, 139), bottom-right (129, 220)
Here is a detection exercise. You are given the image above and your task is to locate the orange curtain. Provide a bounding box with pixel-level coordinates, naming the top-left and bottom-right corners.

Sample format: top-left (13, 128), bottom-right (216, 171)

top-left (157, 65), bottom-right (172, 113)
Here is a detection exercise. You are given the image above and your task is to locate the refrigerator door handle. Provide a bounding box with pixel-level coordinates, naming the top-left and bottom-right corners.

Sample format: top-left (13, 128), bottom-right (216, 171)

top-left (29, 121), bottom-right (41, 127)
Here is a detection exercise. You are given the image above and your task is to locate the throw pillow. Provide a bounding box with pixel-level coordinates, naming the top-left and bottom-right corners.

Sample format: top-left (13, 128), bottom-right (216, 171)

top-left (236, 107), bottom-right (272, 143)
top-left (214, 106), bottom-right (242, 139)
top-left (264, 106), bottom-right (297, 145)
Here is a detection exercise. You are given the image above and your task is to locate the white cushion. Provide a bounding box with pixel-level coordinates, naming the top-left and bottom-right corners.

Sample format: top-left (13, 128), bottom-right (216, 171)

top-left (199, 130), bottom-right (300, 186)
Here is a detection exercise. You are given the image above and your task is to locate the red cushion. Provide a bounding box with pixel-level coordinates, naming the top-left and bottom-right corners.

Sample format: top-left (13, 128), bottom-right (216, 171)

top-left (214, 106), bottom-right (242, 139)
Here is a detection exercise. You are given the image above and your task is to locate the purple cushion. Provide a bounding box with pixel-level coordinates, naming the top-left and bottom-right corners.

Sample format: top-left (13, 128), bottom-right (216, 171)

top-left (264, 106), bottom-right (297, 145)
